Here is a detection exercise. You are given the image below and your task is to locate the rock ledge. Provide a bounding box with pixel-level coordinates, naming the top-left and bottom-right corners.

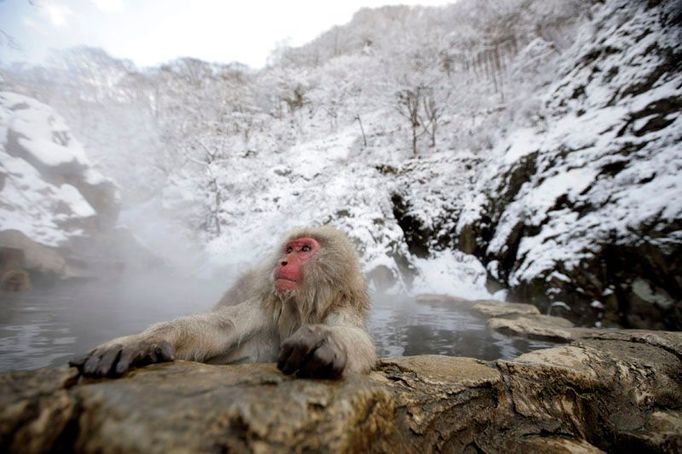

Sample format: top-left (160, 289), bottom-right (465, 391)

top-left (1, 330), bottom-right (680, 453)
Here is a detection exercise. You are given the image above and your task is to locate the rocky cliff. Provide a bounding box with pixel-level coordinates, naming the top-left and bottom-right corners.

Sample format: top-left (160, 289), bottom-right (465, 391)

top-left (450, 0), bottom-right (682, 329)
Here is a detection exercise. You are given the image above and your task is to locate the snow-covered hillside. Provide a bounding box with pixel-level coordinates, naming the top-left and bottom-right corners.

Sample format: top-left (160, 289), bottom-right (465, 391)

top-left (1, 0), bottom-right (679, 328)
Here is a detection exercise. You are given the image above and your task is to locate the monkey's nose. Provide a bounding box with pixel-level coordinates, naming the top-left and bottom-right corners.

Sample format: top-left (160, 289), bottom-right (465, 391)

top-left (281, 260), bottom-right (288, 266)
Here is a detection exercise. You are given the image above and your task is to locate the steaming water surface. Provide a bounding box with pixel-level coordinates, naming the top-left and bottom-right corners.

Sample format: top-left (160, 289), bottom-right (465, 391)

top-left (0, 277), bottom-right (557, 372)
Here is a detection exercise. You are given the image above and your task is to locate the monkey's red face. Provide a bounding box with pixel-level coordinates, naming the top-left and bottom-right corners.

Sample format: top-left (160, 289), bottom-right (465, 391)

top-left (274, 237), bottom-right (320, 292)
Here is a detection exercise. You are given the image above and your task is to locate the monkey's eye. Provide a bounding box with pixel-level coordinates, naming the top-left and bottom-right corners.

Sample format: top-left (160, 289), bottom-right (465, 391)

top-left (301, 244), bottom-right (311, 252)
top-left (286, 246), bottom-right (293, 253)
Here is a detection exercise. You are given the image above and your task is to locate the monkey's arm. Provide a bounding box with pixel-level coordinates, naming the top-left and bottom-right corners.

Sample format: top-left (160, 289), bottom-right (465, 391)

top-left (325, 312), bottom-right (376, 375)
top-left (71, 300), bottom-right (269, 377)
top-left (277, 308), bottom-right (376, 379)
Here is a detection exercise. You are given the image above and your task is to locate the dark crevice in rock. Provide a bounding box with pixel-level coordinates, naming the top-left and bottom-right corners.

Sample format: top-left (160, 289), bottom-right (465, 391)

top-left (495, 152), bottom-right (538, 217)
top-left (390, 193), bottom-right (431, 258)
top-left (598, 159), bottom-right (628, 177)
top-left (50, 394), bottom-right (83, 453)
top-left (617, 96), bottom-right (682, 137)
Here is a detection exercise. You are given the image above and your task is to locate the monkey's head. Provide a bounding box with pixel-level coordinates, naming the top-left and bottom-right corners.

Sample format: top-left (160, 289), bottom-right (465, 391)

top-left (271, 225), bottom-right (368, 314)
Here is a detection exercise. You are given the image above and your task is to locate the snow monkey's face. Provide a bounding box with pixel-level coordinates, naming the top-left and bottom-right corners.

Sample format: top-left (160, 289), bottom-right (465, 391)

top-left (273, 236), bottom-right (320, 292)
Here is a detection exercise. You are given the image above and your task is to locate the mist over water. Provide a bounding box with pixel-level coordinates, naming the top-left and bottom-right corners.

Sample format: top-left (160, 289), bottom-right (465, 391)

top-left (0, 271), bottom-right (226, 371)
top-left (0, 271), bottom-right (557, 372)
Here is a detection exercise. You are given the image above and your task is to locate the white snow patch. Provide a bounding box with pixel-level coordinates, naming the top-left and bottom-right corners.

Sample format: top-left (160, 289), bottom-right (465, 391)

top-left (502, 128), bottom-right (539, 164)
top-left (56, 184), bottom-right (96, 217)
top-left (590, 300), bottom-right (604, 309)
top-left (17, 137), bottom-right (80, 167)
top-left (411, 250), bottom-right (495, 301)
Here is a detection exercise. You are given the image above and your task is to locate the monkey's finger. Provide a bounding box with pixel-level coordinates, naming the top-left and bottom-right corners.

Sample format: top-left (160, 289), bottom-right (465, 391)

top-left (83, 352), bottom-right (104, 375)
top-left (115, 347), bottom-right (135, 375)
top-left (143, 343), bottom-right (166, 364)
top-left (146, 342), bottom-right (173, 363)
top-left (69, 353), bottom-right (90, 369)
top-left (285, 337), bottom-right (323, 375)
top-left (280, 343), bottom-right (310, 375)
top-left (157, 341), bottom-right (175, 362)
top-left (298, 346), bottom-right (330, 378)
top-left (301, 344), bottom-right (343, 379)
top-left (116, 345), bottom-right (150, 374)
top-left (277, 343), bottom-right (295, 372)
top-left (323, 351), bottom-right (345, 379)
top-left (146, 346), bottom-right (160, 364)
top-left (96, 347), bottom-right (122, 376)
top-left (131, 343), bottom-right (160, 367)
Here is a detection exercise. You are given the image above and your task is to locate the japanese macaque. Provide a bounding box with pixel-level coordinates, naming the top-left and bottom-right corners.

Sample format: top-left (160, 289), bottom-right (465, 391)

top-left (70, 226), bottom-right (376, 379)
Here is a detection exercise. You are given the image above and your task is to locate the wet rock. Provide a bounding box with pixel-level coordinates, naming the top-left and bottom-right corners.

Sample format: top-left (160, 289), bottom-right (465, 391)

top-left (473, 301), bottom-right (682, 353)
top-left (472, 300), bottom-right (541, 317)
top-left (0, 230), bottom-right (72, 281)
top-left (416, 293), bottom-right (472, 306)
top-left (1, 331), bottom-right (680, 453)
top-left (495, 340), bottom-right (682, 453)
top-left (0, 368), bottom-right (79, 453)
top-left (487, 314), bottom-right (575, 342)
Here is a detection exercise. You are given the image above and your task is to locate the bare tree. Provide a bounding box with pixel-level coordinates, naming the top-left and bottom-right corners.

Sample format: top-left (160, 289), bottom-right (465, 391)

top-left (188, 139), bottom-right (227, 236)
top-left (419, 87), bottom-right (447, 148)
top-left (354, 114), bottom-right (367, 148)
top-left (396, 86), bottom-right (425, 156)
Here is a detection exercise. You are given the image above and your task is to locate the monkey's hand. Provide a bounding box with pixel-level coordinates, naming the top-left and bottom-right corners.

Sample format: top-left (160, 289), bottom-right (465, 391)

top-left (69, 335), bottom-right (175, 378)
top-left (277, 325), bottom-right (347, 379)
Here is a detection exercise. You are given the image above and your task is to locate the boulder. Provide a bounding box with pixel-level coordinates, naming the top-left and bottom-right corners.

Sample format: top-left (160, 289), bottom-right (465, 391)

top-left (1, 332), bottom-right (680, 453)
top-left (0, 230), bottom-right (72, 281)
top-left (486, 314), bottom-right (575, 342)
top-left (472, 300), bottom-right (541, 317)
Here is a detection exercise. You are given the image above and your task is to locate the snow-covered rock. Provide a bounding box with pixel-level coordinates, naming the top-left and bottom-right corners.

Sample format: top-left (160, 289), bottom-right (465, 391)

top-left (0, 92), bottom-right (120, 278)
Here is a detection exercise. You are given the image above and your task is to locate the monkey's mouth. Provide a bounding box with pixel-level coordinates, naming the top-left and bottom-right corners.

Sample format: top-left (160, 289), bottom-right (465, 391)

top-left (275, 280), bottom-right (297, 293)
top-left (274, 276), bottom-right (298, 291)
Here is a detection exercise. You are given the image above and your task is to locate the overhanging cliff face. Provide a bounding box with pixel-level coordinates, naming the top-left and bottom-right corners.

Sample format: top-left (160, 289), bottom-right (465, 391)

top-left (455, 0), bottom-right (682, 329)
top-left (0, 92), bottom-right (120, 245)
top-left (1, 329), bottom-right (680, 453)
